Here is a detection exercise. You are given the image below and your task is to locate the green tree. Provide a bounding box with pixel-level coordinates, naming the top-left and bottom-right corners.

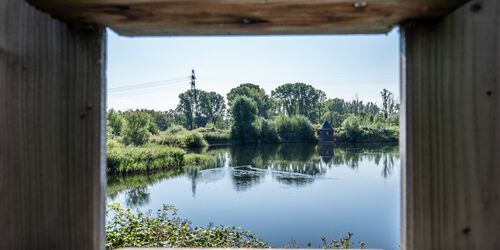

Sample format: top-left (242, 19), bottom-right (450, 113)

top-left (380, 89), bottom-right (396, 119)
top-left (329, 98), bottom-right (347, 114)
top-left (177, 90), bottom-right (196, 129)
top-left (271, 83), bottom-right (326, 123)
top-left (178, 89), bottom-right (226, 129)
top-left (123, 112), bottom-right (154, 146)
top-left (364, 102), bottom-right (380, 116)
top-left (341, 115), bottom-right (363, 142)
top-left (227, 83), bottom-right (273, 118)
top-left (142, 110), bottom-right (175, 131)
top-left (321, 110), bottom-right (344, 128)
top-left (230, 96), bottom-right (259, 144)
top-left (196, 91), bottom-right (226, 128)
top-left (106, 109), bottom-right (125, 136)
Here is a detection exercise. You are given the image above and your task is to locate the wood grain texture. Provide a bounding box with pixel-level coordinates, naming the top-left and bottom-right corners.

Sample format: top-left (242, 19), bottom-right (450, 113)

top-left (0, 0), bottom-right (106, 249)
top-left (401, 0), bottom-right (500, 249)
top-left (27, 0), bottom-right (466, 36)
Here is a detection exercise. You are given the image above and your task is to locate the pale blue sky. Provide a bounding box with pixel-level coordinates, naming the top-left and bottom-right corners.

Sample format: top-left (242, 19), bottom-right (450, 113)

top-left (107, 28), bottom-right (400, 111)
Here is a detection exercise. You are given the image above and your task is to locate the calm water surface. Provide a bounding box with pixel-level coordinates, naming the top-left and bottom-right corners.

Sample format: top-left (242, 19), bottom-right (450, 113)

top-left (107, 144), bottom-right (400, 249)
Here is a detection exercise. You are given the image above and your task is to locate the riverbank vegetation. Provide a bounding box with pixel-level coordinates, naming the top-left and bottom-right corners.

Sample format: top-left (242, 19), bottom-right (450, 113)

top-left (106, 203), bottom-right (367, 249)
top-left (107, 83), bottom-right (399, 147)
top-left (106, 137), bottom-right (215, 174)
top-left (106, 203), bottom-right (269, 249)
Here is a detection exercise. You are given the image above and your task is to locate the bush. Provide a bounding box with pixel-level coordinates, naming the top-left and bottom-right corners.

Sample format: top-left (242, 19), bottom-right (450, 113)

top-left (258, 119), bottom-right (280, 144)
top-left (166, 124), bottom-right (187, 134)
top-left (334, 115), bottom-right (399, 143)
top-left (194, 127), bottom-right (231, 145)
top-left (106, 203), bottom-right (269, 249)
top-left (341, 115), bottom-right (363, 142)
top-left (275, 115), bottom-right (316, 143)
top-left (152, 129), bottom-right (207, 148)
top-left (123, 112), bottom-right (154, 146)
top-left (180, 130), bottom-right (207, 148)
top-left (107, 109), bottom-right (125, 136)
top-left (106, 138), bottom-right (124, 149)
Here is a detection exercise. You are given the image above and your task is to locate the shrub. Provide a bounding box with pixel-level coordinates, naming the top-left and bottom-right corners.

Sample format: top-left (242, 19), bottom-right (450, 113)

top-left (258, 119), bottom-right (280, 144)
top-left (107, 109), bottom-right (125, 136)
top-left (123, 112), bottom-right (154, 146)
top-left (334, 115), bottom-right (399, 143)
top-left (194, 127), bottom-right (231, 145)
top-left (180, 130), bottom-right (207, 148)
top-left (106, 138), bottom-right (124, 149)
top-left (341, 115), bottom-right (363, 142)
top-left (106, 203), bottom-right (269, 249)
top-left (152, 129), bottom-right (208, 148)
top-left (166, 124), bottom-right (187, 134)
top-left (275, 115), bottom-right (315, 143)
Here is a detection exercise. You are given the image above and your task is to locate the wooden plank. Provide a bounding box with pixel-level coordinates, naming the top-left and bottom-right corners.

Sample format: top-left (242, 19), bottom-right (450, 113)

top-left (0, 0), bottom-right (105, 249)
top-left (27, 0), bottom-right (467, 36)
top-left (401, 0), bottom-right (500, 249)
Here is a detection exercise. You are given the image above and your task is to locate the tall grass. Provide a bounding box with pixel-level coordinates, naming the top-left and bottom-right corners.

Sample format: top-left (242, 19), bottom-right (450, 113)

top-left (107, 144), bottom-right (215, 174)
top-left (183, 153), bottom-right (216, 166)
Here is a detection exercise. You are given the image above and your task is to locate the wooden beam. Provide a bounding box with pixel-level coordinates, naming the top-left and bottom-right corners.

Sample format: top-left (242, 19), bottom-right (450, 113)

top-left (28, 0), bottom-right (466, 36)
top-left (401, 0), bottom-right (500, 249)
top-left (0, 0), bottom-right (105, 249)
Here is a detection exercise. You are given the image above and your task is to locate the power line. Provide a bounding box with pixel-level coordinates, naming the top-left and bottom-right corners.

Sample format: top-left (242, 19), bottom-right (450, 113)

top-left (197, 75), bottom-right (397, 85)
top-left (108, 76), bottom-right (190, 93)
top-left (108, 82), bottom-right (189, 97)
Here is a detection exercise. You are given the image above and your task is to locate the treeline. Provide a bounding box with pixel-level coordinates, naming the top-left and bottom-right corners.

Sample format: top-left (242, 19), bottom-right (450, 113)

top-left (107, 83), bottom-right (399, 145)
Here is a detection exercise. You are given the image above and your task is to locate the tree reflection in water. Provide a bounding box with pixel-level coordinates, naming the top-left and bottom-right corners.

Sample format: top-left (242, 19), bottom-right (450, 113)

top-left (125, 187), bottom-right (150, 208)
top-left (108, 144), bottom-right (399, 206)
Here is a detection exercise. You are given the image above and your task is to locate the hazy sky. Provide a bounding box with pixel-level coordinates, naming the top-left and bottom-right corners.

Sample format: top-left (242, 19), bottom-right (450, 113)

top-left (107, 28), bottom-right (400, 111)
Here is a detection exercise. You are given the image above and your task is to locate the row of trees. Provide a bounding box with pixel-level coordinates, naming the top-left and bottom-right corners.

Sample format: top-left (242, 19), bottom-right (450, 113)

top-left (107, 83), bottom-right (399, 145)
top-left (155, 83), bottom-right (399, 130)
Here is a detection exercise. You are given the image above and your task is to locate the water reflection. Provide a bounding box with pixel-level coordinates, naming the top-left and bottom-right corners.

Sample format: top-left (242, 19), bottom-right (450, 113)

top-left (125, 187), bottom-right (150, 207)
top-left (107, 170), bottom-right (183, 204)
top-left (106, 144), bottom-right (400, 249)
top-left (108, 144), bottom-right (399, 203)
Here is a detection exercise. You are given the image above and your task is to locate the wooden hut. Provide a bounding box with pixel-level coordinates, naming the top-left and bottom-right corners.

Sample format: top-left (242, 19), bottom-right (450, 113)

top-left (318, 121), bottom-right (334, 144)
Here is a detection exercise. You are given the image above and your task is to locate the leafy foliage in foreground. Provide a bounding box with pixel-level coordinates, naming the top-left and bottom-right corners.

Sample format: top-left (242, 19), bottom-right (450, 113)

top-left (106, 203), bottom-right (269, 249)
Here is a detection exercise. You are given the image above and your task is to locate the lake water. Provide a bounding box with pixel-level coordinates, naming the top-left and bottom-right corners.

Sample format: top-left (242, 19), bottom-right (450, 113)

top-left (107, 144), bottom-right (400, 249)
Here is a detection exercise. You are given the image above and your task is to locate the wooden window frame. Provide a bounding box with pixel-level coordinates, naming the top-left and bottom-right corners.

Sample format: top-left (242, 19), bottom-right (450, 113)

top-left (1, 0), bottom-right (498, 249)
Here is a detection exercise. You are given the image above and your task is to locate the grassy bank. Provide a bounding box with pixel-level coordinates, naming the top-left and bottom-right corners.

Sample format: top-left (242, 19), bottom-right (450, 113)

top-left (107, 141), bottom-right (215, 174)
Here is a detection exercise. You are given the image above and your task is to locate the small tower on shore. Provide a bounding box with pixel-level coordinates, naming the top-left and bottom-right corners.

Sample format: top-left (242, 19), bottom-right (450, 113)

top-left (318, 121), bottom-right (334, 144)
